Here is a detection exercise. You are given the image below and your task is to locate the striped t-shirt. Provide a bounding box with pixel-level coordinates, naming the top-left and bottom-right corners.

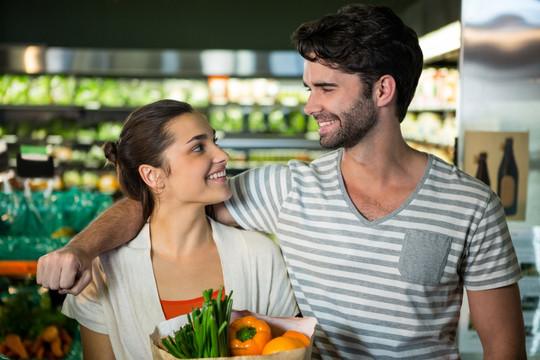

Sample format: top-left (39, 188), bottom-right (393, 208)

top-left (225, 148), bottom-right (522, 360)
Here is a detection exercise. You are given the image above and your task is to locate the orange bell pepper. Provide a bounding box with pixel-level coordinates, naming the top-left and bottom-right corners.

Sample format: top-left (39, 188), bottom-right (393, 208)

top-left (229, 315), bottom-right (272, 356)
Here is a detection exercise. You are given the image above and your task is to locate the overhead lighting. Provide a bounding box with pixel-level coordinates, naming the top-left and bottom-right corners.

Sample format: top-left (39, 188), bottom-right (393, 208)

top-left (419, 21), bottom-right (461, 63)
top-left (24, 45), bottom-right (42, 73)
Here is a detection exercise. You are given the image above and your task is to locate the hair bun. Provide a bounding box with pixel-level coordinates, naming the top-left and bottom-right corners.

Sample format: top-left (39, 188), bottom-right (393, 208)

top-left (103, 141), bottom-right (118, 164)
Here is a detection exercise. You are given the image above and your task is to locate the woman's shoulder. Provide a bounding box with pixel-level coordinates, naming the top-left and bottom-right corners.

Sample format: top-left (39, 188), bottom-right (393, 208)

top-left (210, 218), bottom-right (280, 253)
top-left (99, 223), bottom-right (150, 266)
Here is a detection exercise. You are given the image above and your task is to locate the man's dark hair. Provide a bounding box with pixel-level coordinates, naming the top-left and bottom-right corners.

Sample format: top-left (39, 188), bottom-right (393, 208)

top-left (292, 4), bottom-right (423, 122)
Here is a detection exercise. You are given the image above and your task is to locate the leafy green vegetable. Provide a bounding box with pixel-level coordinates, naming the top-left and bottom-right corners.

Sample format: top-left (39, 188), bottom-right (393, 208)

top-left (161, 285), bottom-right (233, 358)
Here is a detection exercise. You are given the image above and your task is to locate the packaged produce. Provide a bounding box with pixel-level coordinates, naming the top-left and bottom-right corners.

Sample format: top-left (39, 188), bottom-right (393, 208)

top-left (150, 287), bottom-right (316, 360)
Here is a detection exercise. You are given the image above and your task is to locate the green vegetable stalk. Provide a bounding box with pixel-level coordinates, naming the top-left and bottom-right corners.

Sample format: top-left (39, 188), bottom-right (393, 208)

top-left (161, 286), bottom-right (233, 359)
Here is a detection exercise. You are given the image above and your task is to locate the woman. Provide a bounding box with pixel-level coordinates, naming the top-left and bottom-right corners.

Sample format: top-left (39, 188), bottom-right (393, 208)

top-left (61, 99), bottom-right (298, 359)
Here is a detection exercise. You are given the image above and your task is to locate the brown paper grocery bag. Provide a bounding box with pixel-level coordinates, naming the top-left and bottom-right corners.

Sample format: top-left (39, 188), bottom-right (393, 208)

top-left (150, 309), bottom-right (317, 360)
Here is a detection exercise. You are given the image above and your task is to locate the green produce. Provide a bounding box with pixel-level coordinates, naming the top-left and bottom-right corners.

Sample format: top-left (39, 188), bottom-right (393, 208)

top-left (97, 122), bottom-right (123, 141)
top-left (73, 77), bottom-right (102, 106)
top-left (127, 79), bottom-right (163, 106)
top-left (208, 110), bottom-right (227, 132)
top-left (50, 75), bottom-right (77, 105)
top-left (76, 128), bottom-right (97, 144)
top-left (161, 286), bottom-right (232, 359)
top-left (99, 78), bottom-right (129, 107)
top-left (63, 170), bottom-right (82, 188)
top-left (288, 111), bottom-right (306, 135)
top-left (307, 115), bottom-right (319, 133)
top-left (81, 171), bottom-right (100, 190)
top-left (248, 110), bottom-right (266, 133)
top-left (226, 107), bottom-right (243, 133)
top-left (2, 75), bottom-right (29, 105)
top-left (268, 109), bottom-right (287, 133)
top-left (27, 75), bottom-right (51, 105)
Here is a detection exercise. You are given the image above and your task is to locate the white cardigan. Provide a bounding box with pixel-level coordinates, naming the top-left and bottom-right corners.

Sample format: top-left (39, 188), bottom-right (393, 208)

top-left (62, 217), bottom-right (298, 360)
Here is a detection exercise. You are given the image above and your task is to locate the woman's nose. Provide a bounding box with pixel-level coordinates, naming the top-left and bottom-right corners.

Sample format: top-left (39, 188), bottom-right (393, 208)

top-left (214, 146), bottom-right (229, 164)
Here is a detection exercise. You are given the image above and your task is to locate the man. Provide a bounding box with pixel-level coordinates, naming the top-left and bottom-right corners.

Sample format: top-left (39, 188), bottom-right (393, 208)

top-left (37, 4), bottom-right (526, 359)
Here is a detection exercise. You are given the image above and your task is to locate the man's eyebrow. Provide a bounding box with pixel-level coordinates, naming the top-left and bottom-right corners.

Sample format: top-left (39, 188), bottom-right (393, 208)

top-left (303, 81), bottom-right (338, 88)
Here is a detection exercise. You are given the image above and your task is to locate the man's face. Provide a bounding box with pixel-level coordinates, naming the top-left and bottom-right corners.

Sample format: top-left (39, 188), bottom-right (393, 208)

top-left (303, 60), bottom-right (377, 149)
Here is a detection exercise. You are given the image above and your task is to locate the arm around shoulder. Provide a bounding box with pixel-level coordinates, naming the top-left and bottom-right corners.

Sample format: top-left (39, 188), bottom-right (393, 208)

top-left (36, 198), bottom-right (144, 295)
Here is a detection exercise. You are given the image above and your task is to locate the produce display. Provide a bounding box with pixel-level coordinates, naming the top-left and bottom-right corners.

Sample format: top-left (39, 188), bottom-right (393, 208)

top-left (0, 189), bottom-right (113, 260)
top-left (154, 287), bottom-right (315, 359)
top-left (0, 278), bottom-right (80, 359)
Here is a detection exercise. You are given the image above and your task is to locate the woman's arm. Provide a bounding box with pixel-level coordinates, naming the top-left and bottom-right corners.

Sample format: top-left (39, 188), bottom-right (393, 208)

top-left (36, 198), bottom-right (144, 295)
top-left (80, 325), bottom-right (115, 360)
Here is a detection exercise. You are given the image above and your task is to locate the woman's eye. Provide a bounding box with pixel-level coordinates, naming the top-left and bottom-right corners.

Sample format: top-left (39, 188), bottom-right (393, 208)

top-left (193, 144), bottom-right (203, 152)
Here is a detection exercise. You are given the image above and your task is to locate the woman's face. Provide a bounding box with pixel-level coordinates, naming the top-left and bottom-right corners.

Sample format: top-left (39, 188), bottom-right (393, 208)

top-left (157, 112), bottom-right (231, 207)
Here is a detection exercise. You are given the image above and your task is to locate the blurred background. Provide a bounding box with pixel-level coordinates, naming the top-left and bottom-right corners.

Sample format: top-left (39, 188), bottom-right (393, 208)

top-left (0, 0), bottom-right (538, 359)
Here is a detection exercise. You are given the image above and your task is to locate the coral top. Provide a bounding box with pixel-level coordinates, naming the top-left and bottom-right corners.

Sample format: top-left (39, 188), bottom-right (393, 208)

top-left (160, 288), bottom-right (222, 320)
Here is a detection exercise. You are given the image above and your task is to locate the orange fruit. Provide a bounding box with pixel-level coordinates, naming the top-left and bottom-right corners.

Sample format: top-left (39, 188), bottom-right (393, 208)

top-left (261, 336), bottom-right (304, 355)
top-left (282, 331), bottom-right (310, 347)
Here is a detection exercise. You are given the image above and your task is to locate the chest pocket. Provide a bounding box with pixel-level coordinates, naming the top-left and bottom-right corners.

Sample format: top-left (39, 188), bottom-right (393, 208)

top-left (398, 230), bottom-right (453, 286)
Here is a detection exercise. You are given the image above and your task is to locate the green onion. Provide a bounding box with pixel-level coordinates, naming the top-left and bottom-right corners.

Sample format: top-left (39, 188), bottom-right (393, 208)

top-left (160, 285), bottom-right (233, 359)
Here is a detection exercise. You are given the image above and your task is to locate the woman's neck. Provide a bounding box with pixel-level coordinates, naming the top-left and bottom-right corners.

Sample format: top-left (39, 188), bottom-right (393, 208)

top-left (148, 205), bottom-right (213, 259)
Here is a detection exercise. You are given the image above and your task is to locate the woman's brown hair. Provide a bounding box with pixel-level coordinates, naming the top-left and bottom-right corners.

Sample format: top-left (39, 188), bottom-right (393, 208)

top-left (103, 99), bottom-right (195, 222)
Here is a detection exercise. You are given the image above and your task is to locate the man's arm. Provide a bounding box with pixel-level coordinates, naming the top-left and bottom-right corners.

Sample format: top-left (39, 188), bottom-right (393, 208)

top-left (212, 202), bottom-right (238, 227)
top-left (36, 198), bottom-right (144, 295)
top-left (467, 283), bottom-right (527, 359)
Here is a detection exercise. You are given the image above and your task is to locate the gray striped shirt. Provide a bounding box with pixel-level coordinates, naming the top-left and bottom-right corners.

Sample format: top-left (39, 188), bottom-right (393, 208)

top-left (225, 148), bottom-right (522, 359)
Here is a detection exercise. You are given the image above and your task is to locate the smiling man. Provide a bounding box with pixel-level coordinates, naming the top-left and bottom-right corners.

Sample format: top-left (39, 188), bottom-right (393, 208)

top-left (37, 4), bottom-right (526, 360)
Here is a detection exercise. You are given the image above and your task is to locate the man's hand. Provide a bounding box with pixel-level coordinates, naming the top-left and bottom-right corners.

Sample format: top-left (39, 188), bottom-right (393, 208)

top-left (35, 198), bottom-right (145, 295)
top-left (36, 244), bottom-right (94, 295)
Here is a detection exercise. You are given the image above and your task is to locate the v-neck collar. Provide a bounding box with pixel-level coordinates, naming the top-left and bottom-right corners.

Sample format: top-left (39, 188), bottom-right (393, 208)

top-left (335, 148), bottom-right (433, 226)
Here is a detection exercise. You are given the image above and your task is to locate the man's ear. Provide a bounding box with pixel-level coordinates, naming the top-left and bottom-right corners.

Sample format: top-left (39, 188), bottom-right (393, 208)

top-left (139, 164), bottom-right (162, 189)
top-left (374, 74), bottom-right (396, 108)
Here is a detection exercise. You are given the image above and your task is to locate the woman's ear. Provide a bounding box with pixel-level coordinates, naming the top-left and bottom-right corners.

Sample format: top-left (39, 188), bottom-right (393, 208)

top-left (374, 74), bottom-right (396, 108)
top-left (139, 164), bottom-right (162, 189)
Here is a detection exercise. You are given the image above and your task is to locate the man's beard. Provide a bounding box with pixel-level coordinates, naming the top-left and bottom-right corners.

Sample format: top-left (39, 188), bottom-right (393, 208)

top-left (317, 94), bottom-right (377, 150)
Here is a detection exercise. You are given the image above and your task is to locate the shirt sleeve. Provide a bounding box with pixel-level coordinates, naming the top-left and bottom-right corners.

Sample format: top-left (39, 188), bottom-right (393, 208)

top-left (225, 163), bottom-right (291, 234)
top-left (462, 192), bottom-right (523, 291)
top-left (61, 260), bottom-right (109, 334)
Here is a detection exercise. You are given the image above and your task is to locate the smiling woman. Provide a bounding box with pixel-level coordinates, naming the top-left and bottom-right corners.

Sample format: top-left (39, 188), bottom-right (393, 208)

top-left (59, 99), bottom-right (299, 360)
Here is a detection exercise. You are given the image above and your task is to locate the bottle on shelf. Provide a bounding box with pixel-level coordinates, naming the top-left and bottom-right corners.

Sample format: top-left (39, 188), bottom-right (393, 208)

top-left (497, 137), bottom-right (519, 216)
top-left (475, 152), bottom-right (491, 187)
